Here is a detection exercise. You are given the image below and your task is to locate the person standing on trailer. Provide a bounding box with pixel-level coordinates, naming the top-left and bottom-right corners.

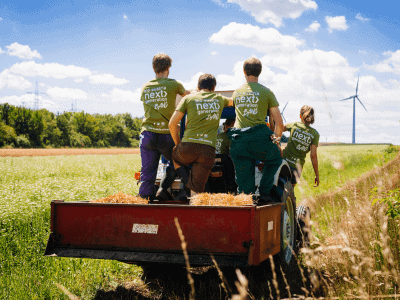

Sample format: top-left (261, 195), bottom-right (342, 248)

top-left (228, 57), bottom-right (284, 204)
top-left (215, 118), bottom-right (237, 193)
top-left (138, 53), bottom-right (190, 201)
top-left (282, 105), bottom-right (320, 187)
top-left (169, 74), bottom-right (234, 197)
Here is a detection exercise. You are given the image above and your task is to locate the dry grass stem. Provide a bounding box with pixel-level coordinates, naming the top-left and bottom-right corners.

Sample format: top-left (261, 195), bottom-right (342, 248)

top-left (174, 217), bottom-right (195, 300)
top-left (231, 269), bottom-right (249, 300)
top-left (55, 283), bottom-right (81, 300)
top-left (210, 254), bottom-right (232, 296)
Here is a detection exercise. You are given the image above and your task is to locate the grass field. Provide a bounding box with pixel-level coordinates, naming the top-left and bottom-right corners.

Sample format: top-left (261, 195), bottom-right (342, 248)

top-left (0, 144), bottom-right (398, 299)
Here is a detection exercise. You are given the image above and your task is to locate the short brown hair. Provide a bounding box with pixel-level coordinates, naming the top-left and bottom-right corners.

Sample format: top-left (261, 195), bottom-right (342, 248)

top-left (152, 53), bottom-right (172, 74)
top-left (300, 105), bottom-right (315, 125)
top-left (243, 57), bottom-right (262, 77)
top-left (198, 74), bottom-right (216, 90)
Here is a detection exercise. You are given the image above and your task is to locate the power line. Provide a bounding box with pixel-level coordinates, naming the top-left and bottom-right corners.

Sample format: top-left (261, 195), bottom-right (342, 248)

top-left (26, 81), bottom-right (47, 110)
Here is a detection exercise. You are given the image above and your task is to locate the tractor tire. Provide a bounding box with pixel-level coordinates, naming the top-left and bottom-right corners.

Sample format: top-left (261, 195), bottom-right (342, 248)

top-left (278, 179), bottom-right (297, 273)
top-left (296, 205), bottom-right (311, 250)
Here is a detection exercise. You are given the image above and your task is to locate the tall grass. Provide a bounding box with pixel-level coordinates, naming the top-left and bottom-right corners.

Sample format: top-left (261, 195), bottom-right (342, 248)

top-left (298, 147), bottom-right (400, 298)
top-left (0, 155), bottom-right (142, 299)
top-left (0, 145), bottom-right (398, 299)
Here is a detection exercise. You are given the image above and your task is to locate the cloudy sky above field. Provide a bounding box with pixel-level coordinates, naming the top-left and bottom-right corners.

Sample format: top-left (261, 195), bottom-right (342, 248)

top-left (0, 0), bottom-right (399, 144)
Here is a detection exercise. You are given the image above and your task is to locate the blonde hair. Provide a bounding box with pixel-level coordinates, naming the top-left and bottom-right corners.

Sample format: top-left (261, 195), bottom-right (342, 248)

top-left (300, 105), bottom-right (315, 125)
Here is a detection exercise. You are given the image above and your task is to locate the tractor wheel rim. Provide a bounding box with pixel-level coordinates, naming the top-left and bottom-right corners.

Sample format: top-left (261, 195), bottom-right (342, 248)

top-left (283, 196), bottom-right (295, 263)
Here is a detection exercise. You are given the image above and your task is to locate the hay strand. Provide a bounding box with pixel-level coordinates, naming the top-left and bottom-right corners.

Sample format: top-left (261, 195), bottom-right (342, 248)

top-left (190, 193), bottom-right (253, 206)
top-left (90, 192), bottom-right (149, 204)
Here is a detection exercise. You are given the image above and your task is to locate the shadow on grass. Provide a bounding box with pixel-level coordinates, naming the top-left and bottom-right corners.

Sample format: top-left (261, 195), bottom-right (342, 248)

top-left (93, 260), bottom-right (326, 300)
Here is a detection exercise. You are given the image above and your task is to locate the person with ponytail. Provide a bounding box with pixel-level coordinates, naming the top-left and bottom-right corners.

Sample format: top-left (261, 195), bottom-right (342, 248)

top-left (282, 105), bottom-right (320, 187)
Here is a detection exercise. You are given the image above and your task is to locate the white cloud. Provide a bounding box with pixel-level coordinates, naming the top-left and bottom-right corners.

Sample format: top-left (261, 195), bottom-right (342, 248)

top-left (210, 48), bottom-right (400, 143)
top-left (325, 16), bottom-right (348, 33)
top-left (356, 13), bottom-right (370, 22)
top-left (0, 17), bottom-right (3, 21)
top-left (359, 50), bottom-right (367, 55)
top-left (103, 87), bottom-right (141, 103)
top-left (8, 61), bottom-right (92, 79)
top-left (178, 72), bottom-right (204, 90)
top-left (227, 0), bottom-right (317, 27)
top-left (46, 86), bottom-right (88, 99)
top-left (211, 51), bottom-right (218, 55)
top-left (74, 78), bottom-right (85, 83)
top-left (0, 47), bottom-right (4, 54)
top-left (88, 73), bottom-right (129, 85)
top-left (365, 50), bottom-right (400, 74)
top-left (6, 42), bottom-right (42, 59)
top-left (123, 15), bottom-right (128, 19)
top-left (0, 70), bottom-right (32, 90)
top-left (210, 22), bottom-right (304, 55)
top-left (0, 94), bottom-right (55, 109)
top-left (305, 21), bottom-right (320, 32)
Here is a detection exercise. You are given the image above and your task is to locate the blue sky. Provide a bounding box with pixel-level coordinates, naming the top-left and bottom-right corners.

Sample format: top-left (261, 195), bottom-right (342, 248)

top-left (0, 0), bottom-right (399, 144)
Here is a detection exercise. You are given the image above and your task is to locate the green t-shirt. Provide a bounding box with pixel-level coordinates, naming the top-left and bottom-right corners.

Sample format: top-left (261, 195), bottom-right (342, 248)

top-left (233, 83), bottom-right (279, 129)
top-left (177, 91), bottom-right (230, 148)
top-left (282, 122), bottom-right (320, 169)
top-left (141, 78), bottom-right (185, 134)
top-left (216, 131), bottom-right (231, 155)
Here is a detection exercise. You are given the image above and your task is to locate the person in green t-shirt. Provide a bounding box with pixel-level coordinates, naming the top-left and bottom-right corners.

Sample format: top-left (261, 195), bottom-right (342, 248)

top-left (228, 57), bottom-right (284, 204)
top-left (216, 119), bottom-right (235, 155)
top-left (214, 118), bottom-right (237, 193)
top-left (282, 105), bottom-right (320, 187)
top-left (138, 53), bottom-right (190, 201)
top-left (169, 74), bottom-right (234, 197)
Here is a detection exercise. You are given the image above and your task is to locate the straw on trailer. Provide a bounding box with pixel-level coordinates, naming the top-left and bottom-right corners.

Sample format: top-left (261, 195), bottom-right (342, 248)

top-left (90, 192), bottom-right (149, 204)
top-left (190, 193), bottom-right (253, 206)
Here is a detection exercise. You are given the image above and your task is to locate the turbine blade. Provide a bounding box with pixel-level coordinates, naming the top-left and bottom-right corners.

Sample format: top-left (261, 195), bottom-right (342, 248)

top-left (356, 75), bottom-right (359, 95)
top-left (282, 114), bottom-right (286, 123)
top-left (340, 96), bottom-right (353, 101)
top-left (356, 96), bottom-right (367, 112)
top-left (282, 101), bottom-right (289, 113)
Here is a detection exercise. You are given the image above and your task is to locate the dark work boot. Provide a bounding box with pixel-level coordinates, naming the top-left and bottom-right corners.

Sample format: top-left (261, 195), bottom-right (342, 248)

top-left (160, 166), bottom-right (177, 190)
top-left (175, 166), bottom-right (190, 186)
top-left (252, 194), bottom-right (274, 206)
top-left (156, 166), bottom-right (176, 201)
top-left (155, 189), bottom-right (173, 201)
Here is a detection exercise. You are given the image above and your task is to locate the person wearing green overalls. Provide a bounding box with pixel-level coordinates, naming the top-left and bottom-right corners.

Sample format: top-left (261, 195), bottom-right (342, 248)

top-left (228, 57), bottom-right (284, 204)
top-left (282, 105), bottom-right (320, 187)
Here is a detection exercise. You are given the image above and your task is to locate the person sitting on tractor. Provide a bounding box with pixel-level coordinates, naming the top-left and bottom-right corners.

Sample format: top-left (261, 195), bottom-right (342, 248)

top-left (169, 74), bottom-right (234, 197)
top-left (282, 105), bottom-right (320, 187)
top-left (228, 57), bottom-right (284, 204)
top-left (138, 53), bottom-right (190, 201)
top-left (215, 118), bottom-right (237, 193)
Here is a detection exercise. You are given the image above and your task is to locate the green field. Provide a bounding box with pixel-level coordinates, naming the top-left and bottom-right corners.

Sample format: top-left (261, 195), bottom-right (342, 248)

top-left (294, 144), bottom-right (396, 200)
top-left (0, 145), bottom-right (398, 299)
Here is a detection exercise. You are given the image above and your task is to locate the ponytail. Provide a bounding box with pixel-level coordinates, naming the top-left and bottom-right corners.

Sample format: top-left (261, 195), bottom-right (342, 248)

top-left (300, 105), bottom-right (315, 125)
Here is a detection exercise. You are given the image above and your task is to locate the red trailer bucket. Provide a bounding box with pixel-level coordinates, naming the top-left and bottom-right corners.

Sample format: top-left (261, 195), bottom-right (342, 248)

top-left (45, 200), bottom-right (283, 267)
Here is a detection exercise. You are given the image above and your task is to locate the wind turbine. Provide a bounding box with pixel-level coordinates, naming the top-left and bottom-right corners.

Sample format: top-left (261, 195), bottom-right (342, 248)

top-left (281, 101), bottom-right (289, 122)
top-left (339, 75), bottom-right (367, 144)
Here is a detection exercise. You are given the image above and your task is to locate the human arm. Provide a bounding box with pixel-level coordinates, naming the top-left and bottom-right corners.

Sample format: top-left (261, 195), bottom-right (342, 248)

top-left (228, 98), bottom-right (234, 107)
top-left (269, 106), bottom-right (283, 138)
top-left (310, 144), bottom-right (319, 187)
top-left (169, 110), bottom-right (185, 146)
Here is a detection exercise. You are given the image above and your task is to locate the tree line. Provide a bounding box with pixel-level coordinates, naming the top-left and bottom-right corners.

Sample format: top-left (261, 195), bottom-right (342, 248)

top-left (0, 103), bottom-right (142, 148)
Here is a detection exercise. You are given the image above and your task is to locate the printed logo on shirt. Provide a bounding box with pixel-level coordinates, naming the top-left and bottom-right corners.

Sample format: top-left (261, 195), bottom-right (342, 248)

top-left (235, 92), bottom-right (260, 115)
top-left (292, 129), bottom-right (314, 150)
top-left (195, 98), bottom-right (221, 115)
top-left (143, 86), bottom-right (168, 109)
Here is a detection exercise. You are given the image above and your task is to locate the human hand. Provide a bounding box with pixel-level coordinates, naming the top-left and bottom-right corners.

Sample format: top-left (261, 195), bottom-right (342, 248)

top-left (314, 176), bottom-right (320, 187)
